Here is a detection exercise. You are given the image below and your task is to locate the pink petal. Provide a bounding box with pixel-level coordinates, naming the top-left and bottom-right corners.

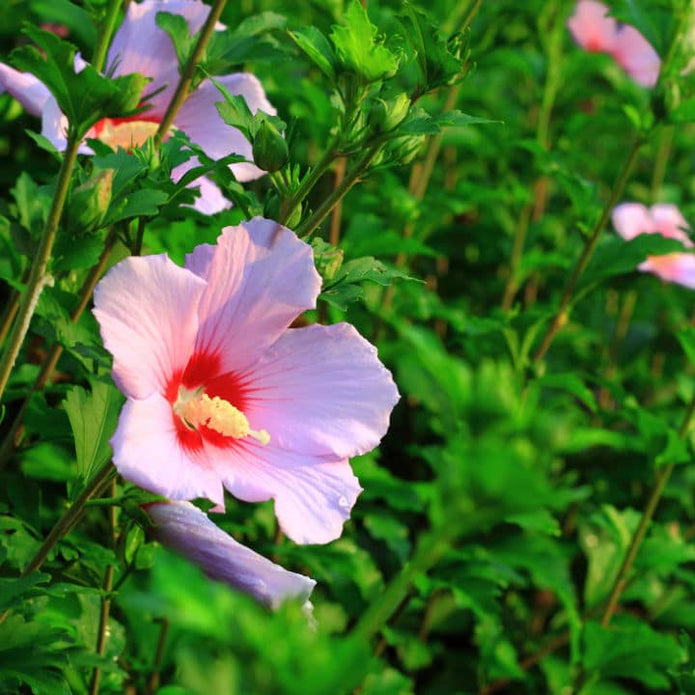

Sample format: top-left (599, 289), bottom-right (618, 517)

top-left (0, 63), bottom-right (51, 116)
top-left (639, 253), bottom-right (695, 288)
top-left (112, 394), bottom-right (225, 505)
top-left (173, 74), bottom-right (275, 182)
top-left (613, 25), bottom-right (660, 88)
top-left (611, 202), bottom-right (654, 240)
top-left (243, 323), bottom-right (399, 459)
top-left (567, 0), bottom-right (618, 53)
top-left (107, 0), bottom-right (212, 113)
top-left (171, 156), bottom-right (232, 214)
top-left (93, 254), bottom-right (206, 400)
top-left (146, 501), bottom-right (316, 609)
top-left (650, 204), bottom-right (692, 246)
top-left (186, 219), bottom-right (321, 375)
top-left (206, 442), bottom-right (362, 544)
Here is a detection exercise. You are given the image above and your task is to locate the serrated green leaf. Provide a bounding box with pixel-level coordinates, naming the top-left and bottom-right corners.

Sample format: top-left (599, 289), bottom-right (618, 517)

top-left (63, 381), bottom-right (124, 482)
top-left (583, 616), bottom-right (682, 689)
top-left (330, 0), bottom-right (398, 82)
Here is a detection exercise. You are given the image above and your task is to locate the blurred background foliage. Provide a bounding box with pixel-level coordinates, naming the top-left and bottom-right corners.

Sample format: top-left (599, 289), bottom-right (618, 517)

top-left (1, 0), bottom-right (695, 693)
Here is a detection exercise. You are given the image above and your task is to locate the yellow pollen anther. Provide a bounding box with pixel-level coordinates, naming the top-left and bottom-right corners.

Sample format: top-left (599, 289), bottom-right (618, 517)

top-left (179, 392), bottom-right (270, 445)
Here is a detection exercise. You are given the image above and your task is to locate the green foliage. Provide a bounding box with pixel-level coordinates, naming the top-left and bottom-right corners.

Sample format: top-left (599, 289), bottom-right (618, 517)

top-left (11, 26), bottom-right (147, 138)
top-left (1, 0), bottom-right (695, 693)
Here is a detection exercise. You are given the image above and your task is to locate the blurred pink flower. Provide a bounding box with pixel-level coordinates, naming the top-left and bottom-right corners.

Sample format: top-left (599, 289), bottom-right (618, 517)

top-left (612, 202), bottom-right (695, 288)
top-left (0, 0), bottom-right (274, 214)
top-left (567, 0), bottom-right (660, 87)
top-left (93, 218), bottom-right (400, 545)
top-left (146, 500), bottom-right (316, 609)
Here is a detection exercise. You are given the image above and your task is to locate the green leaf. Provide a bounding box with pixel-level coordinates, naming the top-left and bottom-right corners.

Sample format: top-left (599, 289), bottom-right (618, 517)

top-left (11, 25), bottom-right (148, 136)
top-left (155, 10), bottom-right (196, 66)
top-left (320, 256), bottom-right (416, 308)
top-left (289, 26), bottom-right (337, 80)
top-left (63, 381), bottom-right (124, 482)
top-left (399, 108), bottom-right (498, 135)
top-left (330, 0), bottom-right (398, 82)
top-left (583, 616), bottom-right (682, 689)
top-left (400, 6), bottom-right (464, 91)
top-left (204, 12), bottom-right (288, 71)
top-left (579, 233), bottom-right (686, 291)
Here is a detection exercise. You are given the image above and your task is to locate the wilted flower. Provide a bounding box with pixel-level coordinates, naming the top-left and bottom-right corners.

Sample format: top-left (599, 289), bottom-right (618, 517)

top-left (93, 218), bottom-right (399, 544)
top-left (0, 0), bottom-right (274, 214)
top-left (146, 500), bottom-right (316, 610)
top-left (612, 202), bottom-right (695, 288)
top-left (567, 0), bottom-right (660, 88)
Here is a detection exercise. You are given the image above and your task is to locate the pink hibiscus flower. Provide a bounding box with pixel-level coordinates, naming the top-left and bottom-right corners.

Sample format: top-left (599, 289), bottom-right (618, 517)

top-left (93, 217), bottom-right (400, 544)
top-left (612, 202), bottom-right (695, 288)
top-left (567, 0), bottom-right (660, 88)
top-left (146, 500), bottom-right (316, 609)
top-left (0, 0), bottom-right (274, 214)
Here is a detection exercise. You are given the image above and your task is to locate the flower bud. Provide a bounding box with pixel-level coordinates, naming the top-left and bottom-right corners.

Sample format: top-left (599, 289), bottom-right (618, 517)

top-left (369, 93), bottom-right (411, 133)
top-left (65, 169), bottom-right (113, 234)
top-left (252, 119), bottom-right (289, 173)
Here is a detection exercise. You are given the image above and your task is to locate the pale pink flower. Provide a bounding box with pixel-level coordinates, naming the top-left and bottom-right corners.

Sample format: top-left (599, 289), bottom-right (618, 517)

top-left (93, 218), bottom-right (400, 544)
top-left (0, 0), bottom-right (274, 214)
top-left (567, 0), bottom-right (660, 87)
top-left (146, 500), bottom-right (316, 609)
top-left (612, 202), bottom-right (695, 288)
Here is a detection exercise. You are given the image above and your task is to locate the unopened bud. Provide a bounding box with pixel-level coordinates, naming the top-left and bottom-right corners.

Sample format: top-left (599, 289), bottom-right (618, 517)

top-left (252, 119), bottom-right (289, 173)
top-left (66, 169), bottom-right (113, 234)
top-left (369, 93), bottom-right (411, 133)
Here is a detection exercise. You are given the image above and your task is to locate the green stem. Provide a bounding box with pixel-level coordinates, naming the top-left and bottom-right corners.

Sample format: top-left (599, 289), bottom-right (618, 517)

top-left (532, 136), bottom-right (644, 364)
top-left (156, 0), bottom-right (228, 139)
top-left (278, 136), bottom-right (340, 226)
top-left (88, 479), bottom-right (117, 695)
top-left (0, 461), bottom-right (116, 626)
top-left (0, 135), bottom-right (82, 404)
top-left (352, 528), bottom-right (451, 642)
top-left (0, 229), bottom-right (117, 466)
top-left (91, 0), bottom-right (123, 73)
top-left (296, 142), bottom-right (381, 238)
top-left (24, 462), bottom-right (116, 578)
top-left (600, 395), bottom-right (695, 627)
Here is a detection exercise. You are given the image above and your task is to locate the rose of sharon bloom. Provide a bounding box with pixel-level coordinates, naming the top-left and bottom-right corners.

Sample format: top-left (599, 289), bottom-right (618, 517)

top-left (0, 0), bottom-right (274, 214)
top-left (146, 500), bottom-right (316, 610)
top-left (612, 202), bottom-right (695, 288)
top-left (93, 218), bottom-right (400, 545)
top-left (567, 0), bottom-right (660, 88)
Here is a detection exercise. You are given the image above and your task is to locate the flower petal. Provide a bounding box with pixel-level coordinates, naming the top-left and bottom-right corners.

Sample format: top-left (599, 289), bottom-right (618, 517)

top-left (613, 25), bottom-right (660, 88)
top-left (567, 0), bottom-right (617, 53)
top-left (186, 219), bottom-right (321, 375)
top-left (112, 394), bottom-right (225, 505)
top-left (93, 254), bottom-right (206, 399)
top-left (171, 156), bottom-right (232, 214)
top-left (650, 204), bottom-right (692, 246)
top-left (173, 73), bottom-right (275, 182)
top-left (107, 0), bottom-right (211, 112)
top-left (611, 202), bottom-right (653, 240)
top-left (0, 63), bottom-right (51, 115)
top-left (146, 501), bottom-right (316, 609)
top-left (243, 323), bottom-right (399, 459)
top-left (639, 253), bottom-right (695, 289)
top-left (207, 442), bottom-right (362, 544)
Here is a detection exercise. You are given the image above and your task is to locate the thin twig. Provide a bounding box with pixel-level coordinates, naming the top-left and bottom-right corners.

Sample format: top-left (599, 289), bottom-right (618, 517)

top-left (600, 395), bottom-right (695, 627)
top-left (0, 135), bottom-right (82, 403)
top-left (0, 230), bottom-right (117, 465)
top-left (532, 137), bottom-right (644, 364)
top-left (156, 0), bottom-right (228, 139)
